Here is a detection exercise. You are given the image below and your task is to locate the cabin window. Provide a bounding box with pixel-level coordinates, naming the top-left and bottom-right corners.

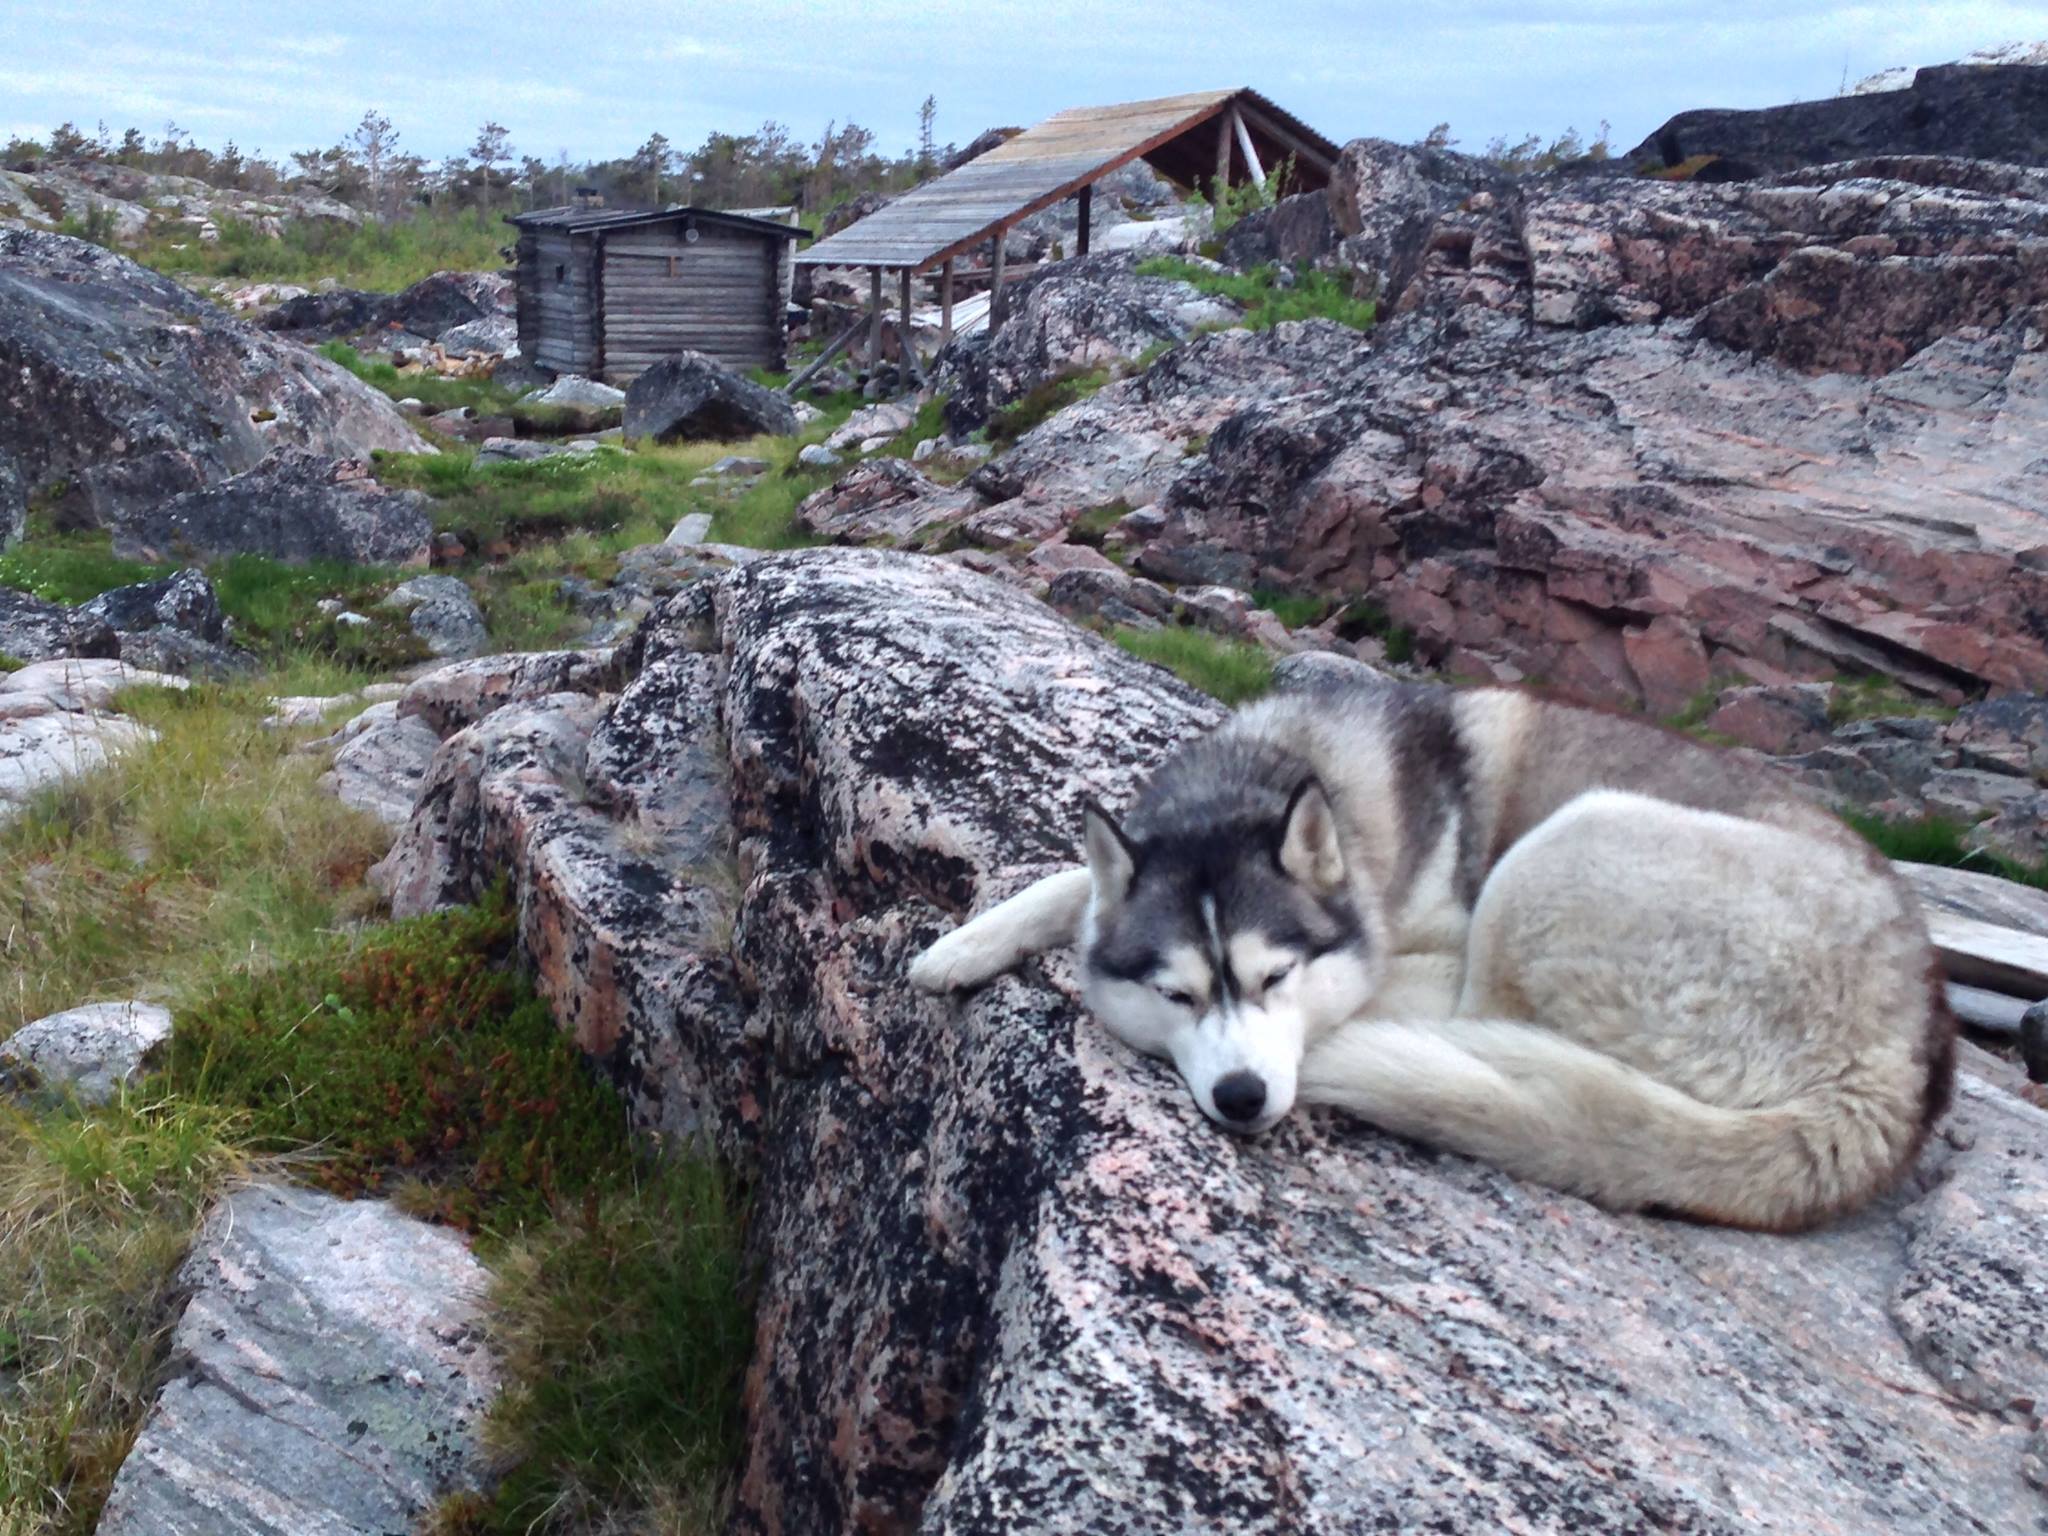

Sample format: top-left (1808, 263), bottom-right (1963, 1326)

top-left (554, 263), bottom-right (566, 284)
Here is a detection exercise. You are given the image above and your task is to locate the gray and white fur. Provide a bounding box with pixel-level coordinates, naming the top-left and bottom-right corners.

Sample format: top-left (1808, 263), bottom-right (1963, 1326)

top-left (910, 681), bottom-right (1956, 1231)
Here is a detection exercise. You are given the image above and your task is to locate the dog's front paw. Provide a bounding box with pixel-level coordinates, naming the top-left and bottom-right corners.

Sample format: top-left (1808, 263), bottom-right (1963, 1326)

top-left (909, 924), bottom-right (1012, 994)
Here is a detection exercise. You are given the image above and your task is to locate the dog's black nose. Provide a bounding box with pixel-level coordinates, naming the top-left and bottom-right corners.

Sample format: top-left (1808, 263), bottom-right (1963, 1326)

top-left (1212, 1071), bottom-right (1268, 1125)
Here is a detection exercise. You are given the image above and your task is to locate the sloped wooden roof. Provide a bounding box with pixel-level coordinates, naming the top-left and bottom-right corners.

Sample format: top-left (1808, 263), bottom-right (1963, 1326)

top-left (508, 205), bottom-right (802, 240)
top-left (796, 88), bottom-right (1336, 273)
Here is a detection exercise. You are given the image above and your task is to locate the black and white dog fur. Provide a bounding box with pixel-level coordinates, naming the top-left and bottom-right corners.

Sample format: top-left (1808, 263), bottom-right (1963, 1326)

top-left (910, 681), bottom-right (1956, 1230)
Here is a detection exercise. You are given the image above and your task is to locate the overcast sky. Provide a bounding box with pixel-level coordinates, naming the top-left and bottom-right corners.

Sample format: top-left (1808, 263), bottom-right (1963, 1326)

top-left (2, 1), bottom-right (2043, 166)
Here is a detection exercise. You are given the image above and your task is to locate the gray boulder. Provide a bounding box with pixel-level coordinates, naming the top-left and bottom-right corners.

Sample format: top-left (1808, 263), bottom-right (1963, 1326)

top-left (931, 252), bottom-right (1240, 432)
top-left (436, 312), bottom-right (517, 357)
top-left (622, 351), bottom-right (796, 443)
top-left (0, 1000), bottom-right (171, 1103)
top-left (0, 587), bottom-right (118, 664)
top-left (78, 566), bottom-right (224, 642)
top-left (528, 373), bottom-right (626, 409)
top-left (113, 450), bottom-right (433, 568)
top-left (0, 230), bottom-right (427, 542)
top-left (97, 1182), bottom-right (498, 1535)
top-left (379, 574), bottom-right (488, 658)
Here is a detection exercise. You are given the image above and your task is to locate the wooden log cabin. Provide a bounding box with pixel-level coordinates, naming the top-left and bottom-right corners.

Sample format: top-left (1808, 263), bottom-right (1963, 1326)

top-left (507, 206), bottom-right (804, 383)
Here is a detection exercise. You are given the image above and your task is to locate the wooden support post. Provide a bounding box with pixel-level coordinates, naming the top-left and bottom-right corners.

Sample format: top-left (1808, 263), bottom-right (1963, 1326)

top-left (1216, 110), bottom-right (1233, 199)
top-left (899, 267), bottom-right (914, 373)
top-left (1077, 184), bottom-right (1092, 257)
top-left (867, 266), bottom-right (884, 370)
top-left (989, 232), bottom-right (1008, 329)
top-left (1231, 108), bottom-right (1264, 186)
top-left (782, 311), bottom-right (866, 395)
top-left (889, 318), bottom-right (925, 387)
top-left (940, 257), bottom-right (954, 345)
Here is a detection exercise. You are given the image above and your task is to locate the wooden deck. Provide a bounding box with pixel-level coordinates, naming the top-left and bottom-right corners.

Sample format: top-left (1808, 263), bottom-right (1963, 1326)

top-left (795, 88), bottom-right (1336, 275)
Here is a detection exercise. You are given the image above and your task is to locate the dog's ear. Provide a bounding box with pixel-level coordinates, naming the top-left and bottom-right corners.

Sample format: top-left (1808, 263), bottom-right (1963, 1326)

top-left (1082, 799), bottom-right (1137, 913)
top-left (1277, 779), bottom-right (1344, 892)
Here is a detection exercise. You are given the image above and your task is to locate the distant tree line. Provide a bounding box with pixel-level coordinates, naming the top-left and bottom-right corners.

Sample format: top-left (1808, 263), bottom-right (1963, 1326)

top-left (2, 97), bottom-right (957, 226)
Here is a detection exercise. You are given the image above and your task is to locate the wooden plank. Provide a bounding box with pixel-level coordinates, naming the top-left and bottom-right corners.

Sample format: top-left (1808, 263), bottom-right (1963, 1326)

top-left (1234, 100), bottom-right (1335, 178)
top-left (989, 235), bottom-right (1007, 329)
top-left (1947, 982), bottom-right (2029, 1035)
top-left (868, 266), bottom-right (883, 370)
top-left (1215, 111), bottom-right (1232, 199)
top-left (785, 311), bottom-right (866, 393)
top-left (1232, 106), bottom-right (1264, 185)
top-left (1923, 910), bottom-right (2048, 999)
top-left (1077, 184), bottom-right (1092, 257)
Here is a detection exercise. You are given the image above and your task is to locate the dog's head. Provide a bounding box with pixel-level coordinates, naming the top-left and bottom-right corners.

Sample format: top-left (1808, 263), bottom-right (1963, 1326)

top-left (1078, 778), bottom-right (1380, 1134)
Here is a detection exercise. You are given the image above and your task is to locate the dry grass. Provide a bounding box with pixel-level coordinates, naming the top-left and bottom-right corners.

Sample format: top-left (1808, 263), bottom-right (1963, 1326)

top-left (0, 1097), bottom-right (258, 1534)
top-left (0, 679), bottom-right (390, 1036)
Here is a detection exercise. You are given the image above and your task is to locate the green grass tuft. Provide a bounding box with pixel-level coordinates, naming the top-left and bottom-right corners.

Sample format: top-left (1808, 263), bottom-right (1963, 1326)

top-left (1839, 811), bottom-right (2048, 890)
top-left (459, 1161), bottom-right (753, 1534)
top-left (1136, 257), bottom-right (1376, 333)
top-left (1254, 588), bottom-right (1330, 630)
top-left (987, 368), bottom-right (1113, 448)
top-left (1111, 624), bottom-right (1273, 704)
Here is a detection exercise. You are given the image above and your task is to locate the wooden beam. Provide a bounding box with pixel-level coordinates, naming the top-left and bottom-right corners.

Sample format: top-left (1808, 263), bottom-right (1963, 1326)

top-left (867, 266), bottom-right (884, 371)
top-left (784, 311), bottom-right (865, 394)
top-left (1215, 111), bottom-right (1232, 199)
top-left (1233, 101), bottom-right (1336, 181)
top-left (1231, 107), bottom-right (1264, 186)
top-left (940, 257), bottom-right (954, 345)
top-left (889, 318), bottom-right (925, 388)
top-left (1076, 184), bottom-right (1092, 257)
top-left (989, 232), bottom-right (1008, 329)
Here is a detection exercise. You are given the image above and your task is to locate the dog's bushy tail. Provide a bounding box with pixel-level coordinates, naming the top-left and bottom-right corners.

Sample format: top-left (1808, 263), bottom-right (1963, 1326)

top-left (1298, 1018), bottom-right (1928, 1231)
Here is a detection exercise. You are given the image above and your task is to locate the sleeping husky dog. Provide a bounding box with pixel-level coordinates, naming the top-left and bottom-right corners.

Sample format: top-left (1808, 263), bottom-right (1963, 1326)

top-left (910, 680), bottom-right (1955, 1230)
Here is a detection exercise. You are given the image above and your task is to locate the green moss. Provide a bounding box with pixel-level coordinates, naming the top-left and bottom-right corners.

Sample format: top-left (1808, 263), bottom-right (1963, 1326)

top-left (318, 340), bottom-right (524, 416)
top-left (1135, 257), bottom-right (1377, 333)
top-left (1111, 624), bottom-right (1273, 704)
top-left (1827, 675), bottom-right (1958, 726)
top-left (0, 652), bottom-right (22, 673)
top-left (1066, 502), bottom-right (1132, 548)
top-left (1839, 811), bottom-right (2048, 890)
top-left (987, 368), bottom-right (1113, 448)
top-left (166, 890), bottom-right (634, 1236)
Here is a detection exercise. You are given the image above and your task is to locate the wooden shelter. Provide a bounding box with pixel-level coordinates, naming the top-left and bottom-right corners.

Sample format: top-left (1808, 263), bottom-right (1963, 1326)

top-left (508, 206), bottom-right (804, 383)
top-left (788, 89), bottom-right (1337, 389)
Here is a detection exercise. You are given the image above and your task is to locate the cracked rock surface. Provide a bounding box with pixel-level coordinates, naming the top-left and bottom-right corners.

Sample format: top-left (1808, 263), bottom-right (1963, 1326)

top-left (96, 1181), bottom-right (497, 1536)
top-left (368, 547), bottom-right (2048, 1533)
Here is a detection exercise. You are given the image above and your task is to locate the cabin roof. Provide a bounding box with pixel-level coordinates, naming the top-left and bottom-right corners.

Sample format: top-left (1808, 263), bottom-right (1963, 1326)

top-left (795, 88), bottom-right (1337, 273)
top-left (508, 205), bottom-right (804, 240)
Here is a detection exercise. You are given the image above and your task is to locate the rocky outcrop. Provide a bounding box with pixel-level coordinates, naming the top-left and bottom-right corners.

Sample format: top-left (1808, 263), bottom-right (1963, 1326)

top-left (113, 449), bottom-right (433, 568)
top-left (623, 351), bottom-right (797, 443)
top-left (932, 252), bottom-right (1240, 432)
top-left (264, 268), bottom-right (513, 346)
top-left (0, 230), bottom-right (428, 545)
top-left (0, 161), bottom-right (361, 245)
top-left (795, 458), bottom-right (978, 543)
top-left (97, 1182), bottom-right (498, 1535)
top-left (1623, 62), bottom-right (2048, 177)
top-left (369, 549), bottom-right (2048, 1534)
top-left (870, 148), bottom-right (2048, 712)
